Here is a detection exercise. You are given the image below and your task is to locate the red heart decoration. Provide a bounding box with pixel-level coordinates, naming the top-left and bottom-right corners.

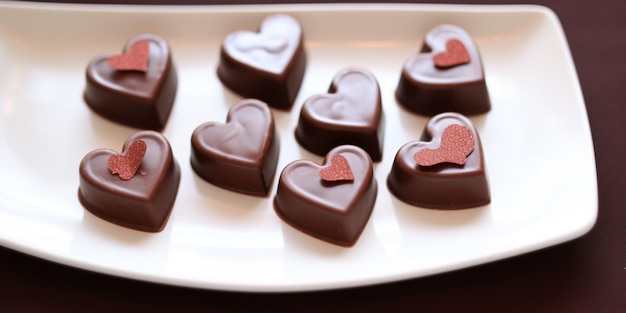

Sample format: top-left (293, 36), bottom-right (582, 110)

top-left (108, 40), bottom-right (150, 72)
top-left (414, 124), bottom-right (474, 166)
top-left (107, 139), bottom-right (147, 180)
top-left (319, 154), bottom-right (354, 182)
top-left (433, 39), bottom-right (471, 68)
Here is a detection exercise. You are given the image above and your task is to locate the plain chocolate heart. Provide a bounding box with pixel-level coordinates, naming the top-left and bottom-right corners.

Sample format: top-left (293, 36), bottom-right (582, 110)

top-left (190, 99), bottom-right (280, 196)
top-left (274, 145), bottom-right (377, 247)
top-left (295, 67), bottom-right (385, 161)
top-left (222, 14), bottom-right (302, 74)
top-left (217, 14), bottom-right (307, 110)
top-left (84, 34), bottom-right (177, 130)
top-left (387, 113), bottom-right (490, 209)
top-left (78, 131), bottom-right (181, 232)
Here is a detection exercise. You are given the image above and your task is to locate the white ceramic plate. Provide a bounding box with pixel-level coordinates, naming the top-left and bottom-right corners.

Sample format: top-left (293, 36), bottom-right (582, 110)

top-left (0, 2), bottom-right (597, 292)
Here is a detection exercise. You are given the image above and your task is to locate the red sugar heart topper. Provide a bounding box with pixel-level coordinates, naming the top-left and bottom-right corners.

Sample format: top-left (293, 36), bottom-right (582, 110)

top-left (414, 124), bottom-right (474, 166)
top-left (433, 39), bottom-right (471, 68)
top-left (108, 40), bottom-right (150, 72)
top-left (108, 140), bottom-right (147, 180)
top-left (319, 154), bottom-right (354, 182)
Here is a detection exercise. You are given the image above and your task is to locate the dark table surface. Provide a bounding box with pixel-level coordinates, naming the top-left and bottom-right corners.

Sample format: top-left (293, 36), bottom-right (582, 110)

top-left (3, 0), bottom-right (625, 312)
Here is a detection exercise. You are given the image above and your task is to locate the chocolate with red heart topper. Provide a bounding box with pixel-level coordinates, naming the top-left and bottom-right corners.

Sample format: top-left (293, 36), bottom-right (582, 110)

top-left (395, 24), bottom-right (491, 116)
top-left (190, 99), bottom-right (280, 196)
top-left (84, 34), bottom-right (178, 130)
top-left (274, 145), bottom-right (377, 247)
top-left (387, 112), bottom-right (490, 209)
top-left (217, 14), bottom-right (307, 110)
top-left (78, 131), bottom-right (181, 232)
top-left (295, 67), bottom-right (385, 161)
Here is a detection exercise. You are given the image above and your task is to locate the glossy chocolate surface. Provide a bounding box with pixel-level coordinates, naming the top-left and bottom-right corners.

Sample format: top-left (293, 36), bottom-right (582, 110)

top-left (387, 113), bottom-right (490, 209)
top-left (84, 34), bottom-right (178, 130)
top-left (190, 99), bottom-right (279, 196)
top-left (78, 131), bottom-right (181, 232)
top-left (295, 67), bottom-right (384, 161)
top-left (217, 14), bottom-right (307, 110)
top-left (274, 145), bottom-right (377, 247)
top-left (395, 24), bottom-right (490, 116)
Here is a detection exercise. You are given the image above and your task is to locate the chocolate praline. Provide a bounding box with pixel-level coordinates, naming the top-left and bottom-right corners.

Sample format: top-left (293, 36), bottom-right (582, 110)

top-left (387, 113), bottom-right (490, 209)
top-left (274, 145), bottom-right (377, 247)
top-left (84, 34), bottom-right (178, 130)
top-left (395, 24), bottom-right (490, 116)
top-left (217, 14), bottom-right (307, 110)
top-left (295, 67), bottom-right (384, 162)
top-left (78, 131), bottom-right (181, 232)
top-left (190, 99), bottom-right (280, 196)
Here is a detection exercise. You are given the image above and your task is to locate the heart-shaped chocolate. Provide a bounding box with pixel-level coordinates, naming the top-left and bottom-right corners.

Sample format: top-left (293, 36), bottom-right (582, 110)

top-left (295, 67), bottom-right (384, 161)
top-left (190, 99), bottom-right (279, 196)
top-left (84, 34), bottom-right (178, 130)
top-left (387, 112), bottom-right (490, 209)
top-left (78, 131), bottom-right (181, 232)
top-left (274, 145), bottom-right (377, 247)
top-left (395, 24), bottom-right (490, 116)
top-left (217, 14), bottom-right (307, 110)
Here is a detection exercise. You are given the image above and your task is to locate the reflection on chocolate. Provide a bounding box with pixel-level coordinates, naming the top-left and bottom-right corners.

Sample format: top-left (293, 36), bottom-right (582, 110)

top-left (387, 113), bottom-right (490, 209)
top-left (78, 131), bottom-right (181, 232)
top-left (217, 14), bottom-right (307, 110)
top-left (395, 24), bottom-right (490, 116)
top-left (190, 99), bottom-right (280, 196)
top-left (274, 145), bottom-right (377, 247)
top-left (84, 34), bottom-right (178, 131)
top-left (295, 67), bottom-right (384, 161)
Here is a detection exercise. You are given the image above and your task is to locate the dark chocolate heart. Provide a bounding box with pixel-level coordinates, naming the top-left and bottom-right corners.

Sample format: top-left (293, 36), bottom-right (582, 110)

top-left (295, 67), bottom-right (384, 161)
top-left (190, 99), bottom-right (280, 196)
top-left (395, 24), bottom-right (490, 116)
top-left (274, 145), bottom-right (377, 247)
top-left (217, 14), bottom-right (307, 110)
top-left (84, 34), bottom-right (177, 130)
top-left (387, 113), bottom-right (490, 209)
top-left (78, 131), bottom-right (181, 232)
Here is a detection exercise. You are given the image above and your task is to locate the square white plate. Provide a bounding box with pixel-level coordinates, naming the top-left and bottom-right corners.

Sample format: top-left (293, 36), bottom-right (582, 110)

top-left (0, 2), bottom-right (596, 292)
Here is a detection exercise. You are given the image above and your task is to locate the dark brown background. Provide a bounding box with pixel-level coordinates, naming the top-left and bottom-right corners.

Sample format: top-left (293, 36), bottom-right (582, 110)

top-left (3, 0), bottom-right (625, 312)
